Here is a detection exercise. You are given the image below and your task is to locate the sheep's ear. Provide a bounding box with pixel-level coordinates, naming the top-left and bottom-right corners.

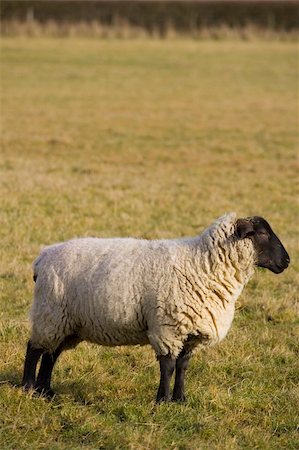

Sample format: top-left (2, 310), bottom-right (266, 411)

top-left (235, 218), bottom-right (255, 239)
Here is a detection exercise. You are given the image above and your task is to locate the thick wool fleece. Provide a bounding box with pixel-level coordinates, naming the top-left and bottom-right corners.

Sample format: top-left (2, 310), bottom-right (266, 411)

top-left (30, 213), bottom-right (256, 358)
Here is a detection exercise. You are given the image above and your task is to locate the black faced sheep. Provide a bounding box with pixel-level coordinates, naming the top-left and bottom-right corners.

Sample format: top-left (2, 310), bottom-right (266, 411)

top-left (22, 213), bottom-right (290, 402)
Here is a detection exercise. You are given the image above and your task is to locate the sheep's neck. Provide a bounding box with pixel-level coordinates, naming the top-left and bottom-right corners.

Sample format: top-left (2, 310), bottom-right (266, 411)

top-left (190, 238), bottom-right (256, 302)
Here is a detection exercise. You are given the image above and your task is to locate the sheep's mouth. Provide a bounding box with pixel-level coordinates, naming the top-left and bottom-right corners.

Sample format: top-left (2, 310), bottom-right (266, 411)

top-left (268, 262), bottom-right (289, 274)
top-left (257, 262), bottom-right (289, 274)
top-left (270, 265), bottom-right (285, 274)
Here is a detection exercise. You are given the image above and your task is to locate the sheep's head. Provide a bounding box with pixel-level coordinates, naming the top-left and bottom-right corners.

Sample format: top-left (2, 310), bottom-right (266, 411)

top-left (235, 217), bottom-right (290, 274)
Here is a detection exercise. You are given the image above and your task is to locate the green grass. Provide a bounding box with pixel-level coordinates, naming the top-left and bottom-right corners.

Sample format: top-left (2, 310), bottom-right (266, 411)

top-left (0, 37), bottom-right (298, 449)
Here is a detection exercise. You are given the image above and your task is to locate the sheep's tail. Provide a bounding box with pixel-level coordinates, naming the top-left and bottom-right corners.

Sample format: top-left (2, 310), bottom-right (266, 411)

top-left (32, 242), bottom-right (63, 283)
top-left (32, 253), bottom-right (44, 283)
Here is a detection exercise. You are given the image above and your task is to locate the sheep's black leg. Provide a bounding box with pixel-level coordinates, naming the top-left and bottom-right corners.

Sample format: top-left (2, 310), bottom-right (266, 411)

top-left (156, 355), bottom-right (176, 403)
top-left (35, 347), bottom-right (63, 398)
top-left (35, 335), bottom-right (80, 398)
top-left (172, 349), bottom-right (191, 402)
top-left (22, 340), bottom-right (43, 391)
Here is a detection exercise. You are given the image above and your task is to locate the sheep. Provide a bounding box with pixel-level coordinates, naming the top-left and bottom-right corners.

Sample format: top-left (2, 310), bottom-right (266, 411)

top-left (22, 213), bottom-right (290, 402)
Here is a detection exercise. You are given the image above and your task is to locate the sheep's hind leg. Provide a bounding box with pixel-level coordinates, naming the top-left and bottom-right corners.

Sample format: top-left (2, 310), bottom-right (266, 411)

top-left (35, 335), bottom-right (80, 398)
top-left (22, 340), bottom-right (43, 391)
top-left (172, 349), bottom-right (191, 402)
top-left (35, 348), bottom-right (62, 398)
top-left (156, 355), bottom-right (176, 403)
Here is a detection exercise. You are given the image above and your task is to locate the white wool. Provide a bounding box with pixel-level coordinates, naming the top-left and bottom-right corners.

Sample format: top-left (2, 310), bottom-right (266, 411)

top-left (30, 213), bottom-right (256, 358)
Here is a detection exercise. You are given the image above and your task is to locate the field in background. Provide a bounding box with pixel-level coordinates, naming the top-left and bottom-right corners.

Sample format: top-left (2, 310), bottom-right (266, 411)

top-left (2, 0), bottom-right (298, 35)
top-left (2, 0), bottom-right (298, 40)
top-left (2, 20), bottom-right (298, 41)
top-left (0, 37), bottom-right (298, 449)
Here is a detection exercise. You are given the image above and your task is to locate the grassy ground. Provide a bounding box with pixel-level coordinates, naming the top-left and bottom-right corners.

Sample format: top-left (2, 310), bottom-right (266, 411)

top-left (0, 37), bottom-right (298, 449)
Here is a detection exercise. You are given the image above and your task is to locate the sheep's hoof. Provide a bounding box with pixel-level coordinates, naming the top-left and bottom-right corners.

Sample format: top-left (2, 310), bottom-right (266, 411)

top-left (156, 395), bottom-right (170, 404)
top-left (34, 386), bottom-right (56, 399)
top-left (171, 393), bottom-right (186, 403)
top-left (22, 382), bottom-right (35, 392)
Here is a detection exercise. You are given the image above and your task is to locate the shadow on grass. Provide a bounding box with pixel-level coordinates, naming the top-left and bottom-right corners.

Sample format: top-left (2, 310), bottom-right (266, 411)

top-left (0, 367), bottom-right (132, 410)
top-left (0, 367), bottom-right (22, 389)
top-left (0, 367), bottom-right (65, 403)
top-left (59, 381), bottom-right (96, 403)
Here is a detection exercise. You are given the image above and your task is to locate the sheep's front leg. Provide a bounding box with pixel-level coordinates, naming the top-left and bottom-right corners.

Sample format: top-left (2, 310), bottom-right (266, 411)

top-left (172, 349), bottom-right (191, 402)
top-left (156, 355), bottom-right (176, 403)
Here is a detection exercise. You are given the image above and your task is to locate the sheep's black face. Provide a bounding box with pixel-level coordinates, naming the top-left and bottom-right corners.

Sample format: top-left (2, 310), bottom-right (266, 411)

top-left (236, 217), bottom-right (290, 274)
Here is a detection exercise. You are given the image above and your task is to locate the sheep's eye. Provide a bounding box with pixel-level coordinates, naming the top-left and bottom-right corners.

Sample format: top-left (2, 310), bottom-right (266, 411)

top-left (258, 231), bottom-right (268, 238)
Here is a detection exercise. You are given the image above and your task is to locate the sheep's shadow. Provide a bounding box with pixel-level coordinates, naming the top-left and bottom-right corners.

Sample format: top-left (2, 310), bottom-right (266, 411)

top-left (0, 367), bottom-right (60, 401)
top-left (0, 368), bottom-right (139, 408)
top-left (0, 367), bottom-right (22, 389)
top-left (58, 380), bottom-right (108, 407)
top-left (0, 369), bottom-right (103, 406)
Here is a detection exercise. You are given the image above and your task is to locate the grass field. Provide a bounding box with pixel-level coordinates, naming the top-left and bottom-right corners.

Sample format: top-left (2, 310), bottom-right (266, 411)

top-left (0, 37), bottom-right (298, 449)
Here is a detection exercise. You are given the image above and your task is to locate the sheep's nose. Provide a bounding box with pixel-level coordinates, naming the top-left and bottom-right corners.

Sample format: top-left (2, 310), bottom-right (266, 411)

top-left (282, 256), bottom-right (290, 269)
